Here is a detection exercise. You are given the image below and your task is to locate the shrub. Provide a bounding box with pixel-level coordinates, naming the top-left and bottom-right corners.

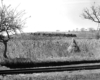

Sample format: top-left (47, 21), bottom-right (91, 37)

top-left (94, 32), bottom-right (100, 39)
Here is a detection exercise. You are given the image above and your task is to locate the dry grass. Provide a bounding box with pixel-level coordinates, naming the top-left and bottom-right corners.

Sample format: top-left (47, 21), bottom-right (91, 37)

top-left (0, 38), bottom-right (99, 62)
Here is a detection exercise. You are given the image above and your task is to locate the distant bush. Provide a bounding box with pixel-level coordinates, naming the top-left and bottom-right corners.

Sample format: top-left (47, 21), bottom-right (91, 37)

top-left (33, 33), bottom-right (77, 37)
top-left (94, 32), bottom-right (100, 39)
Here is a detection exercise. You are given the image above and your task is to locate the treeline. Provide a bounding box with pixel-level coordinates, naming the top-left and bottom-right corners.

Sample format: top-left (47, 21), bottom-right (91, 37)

top-left (33, 33), bottom-right (77, 37)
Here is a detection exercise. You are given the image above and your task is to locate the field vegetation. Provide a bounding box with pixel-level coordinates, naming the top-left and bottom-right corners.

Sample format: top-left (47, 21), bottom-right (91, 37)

top-left (0, 31), bottom-right (100, 69)
top-left (0, 32), bottom-right (100, 62)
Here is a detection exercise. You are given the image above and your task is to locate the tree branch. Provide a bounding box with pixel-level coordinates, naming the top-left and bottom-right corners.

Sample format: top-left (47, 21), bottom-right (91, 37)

top-left (91, 6), bottom-right (100, 22)
top-left (83, 9), bottom-right (98, 22)
top-left (6, 30), bottom-right (10, 39)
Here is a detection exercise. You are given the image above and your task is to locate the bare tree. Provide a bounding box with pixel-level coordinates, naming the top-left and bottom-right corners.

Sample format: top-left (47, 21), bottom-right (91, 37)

top-left (82, 2), bottom-right (100, 29)
top-left (0, 0), bottom-right (29, 58)
top-left (88, 27), bottom-right (95, 32)
top-left (80, 28), bottom-right (86, 32)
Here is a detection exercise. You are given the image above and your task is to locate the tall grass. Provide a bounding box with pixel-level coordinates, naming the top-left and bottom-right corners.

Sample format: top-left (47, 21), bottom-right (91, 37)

top-left (0, 36), bottom-right (100, 62)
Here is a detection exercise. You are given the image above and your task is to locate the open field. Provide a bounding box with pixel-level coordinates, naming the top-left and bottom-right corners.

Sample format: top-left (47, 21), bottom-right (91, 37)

top-left (0, 32), bottom-right (100, 62)
top-left (0, 33), bottom-right (100, 79)
top-left (0, 32), bottom-right (100, 69)
top-left (1, 69), bottom-right (100, 80)
top-left (1, 38), bottom-right (100, 61)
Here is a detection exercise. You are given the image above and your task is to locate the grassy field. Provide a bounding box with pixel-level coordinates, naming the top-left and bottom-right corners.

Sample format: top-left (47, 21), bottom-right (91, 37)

top-left (0, 69), bottom-right (100, 80)
top-left (0, 32), bottom-right (100, 62)
top-left (0, 37), bottom-right (100, 62)
top-left (0, 32), bottom-right (100, 79)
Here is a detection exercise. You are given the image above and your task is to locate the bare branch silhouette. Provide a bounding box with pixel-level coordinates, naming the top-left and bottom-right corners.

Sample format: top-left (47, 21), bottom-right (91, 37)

top-left (0, 0), bottom-right (29, 58)
top-left (82, 3), bottom-right (100, 26)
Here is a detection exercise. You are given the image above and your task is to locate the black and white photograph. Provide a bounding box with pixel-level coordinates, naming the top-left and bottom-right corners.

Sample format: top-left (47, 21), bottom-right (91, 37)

top-left (0, 0), bottom-right (100, 80)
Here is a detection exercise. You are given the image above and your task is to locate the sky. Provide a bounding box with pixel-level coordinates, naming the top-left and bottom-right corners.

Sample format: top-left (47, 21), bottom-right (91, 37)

top-left (2, 0), bottom-right (100, 32)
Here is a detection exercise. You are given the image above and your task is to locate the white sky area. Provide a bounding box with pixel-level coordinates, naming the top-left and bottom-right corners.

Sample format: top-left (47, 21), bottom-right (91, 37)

top-left (2, 0), bottom-right (100, 32)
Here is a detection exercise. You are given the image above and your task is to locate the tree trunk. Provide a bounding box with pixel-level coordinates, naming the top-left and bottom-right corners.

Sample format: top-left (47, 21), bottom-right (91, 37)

top-left (3, 41), bottom-right (8, 58)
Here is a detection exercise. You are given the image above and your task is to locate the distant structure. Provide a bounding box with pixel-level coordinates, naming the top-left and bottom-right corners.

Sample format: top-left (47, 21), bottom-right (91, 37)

top-left (67, 38), bottom-right (80, 53)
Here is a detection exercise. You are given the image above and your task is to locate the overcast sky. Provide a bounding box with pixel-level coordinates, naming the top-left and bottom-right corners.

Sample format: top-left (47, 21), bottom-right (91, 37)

top-left (2, 0), bottom-right (100, 32)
